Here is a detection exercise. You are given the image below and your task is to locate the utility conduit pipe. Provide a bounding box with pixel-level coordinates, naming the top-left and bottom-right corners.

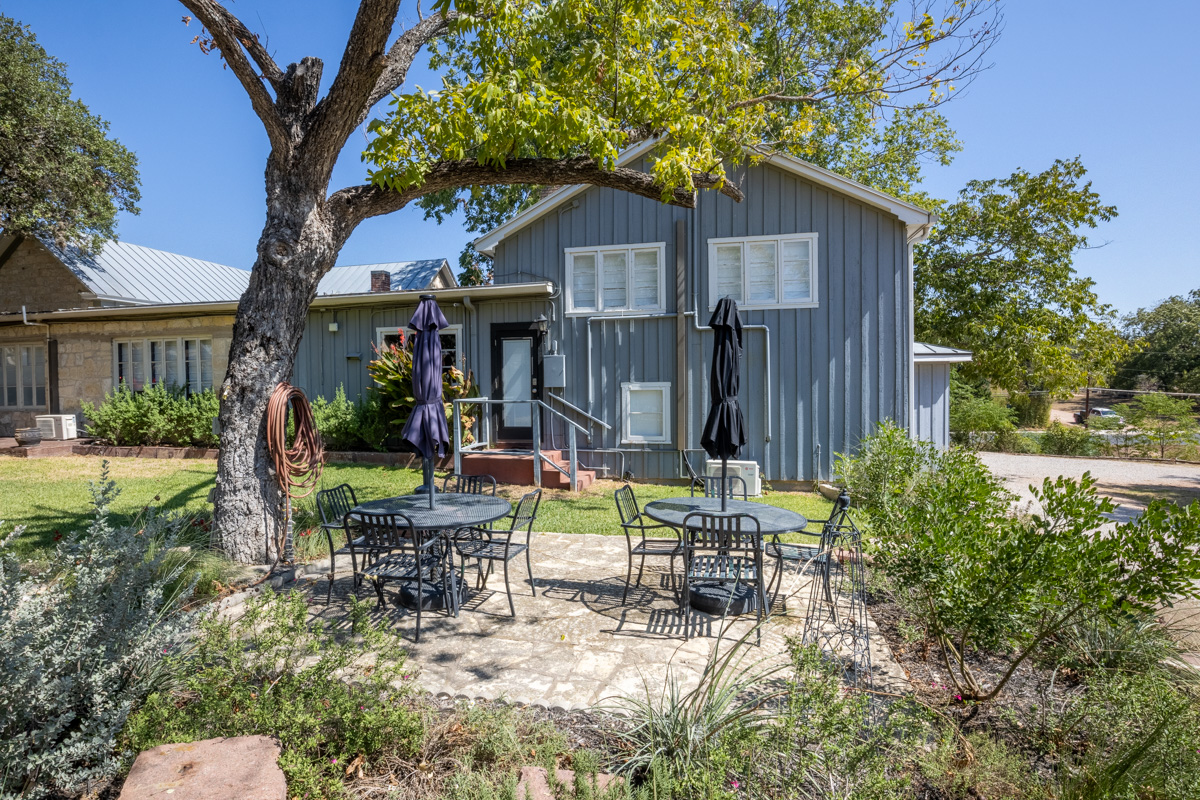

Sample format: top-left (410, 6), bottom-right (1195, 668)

top-left (585, 313), bottom-right (673, 416)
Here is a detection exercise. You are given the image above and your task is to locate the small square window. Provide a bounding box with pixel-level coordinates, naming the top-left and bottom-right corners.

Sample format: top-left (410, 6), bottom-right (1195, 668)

top-left (621, 382), bottom-right (671, 444)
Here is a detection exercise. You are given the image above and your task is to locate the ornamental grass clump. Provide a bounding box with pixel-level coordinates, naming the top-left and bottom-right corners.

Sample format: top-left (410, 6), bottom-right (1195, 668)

top-left (0, 464), bottom-right (197, 798)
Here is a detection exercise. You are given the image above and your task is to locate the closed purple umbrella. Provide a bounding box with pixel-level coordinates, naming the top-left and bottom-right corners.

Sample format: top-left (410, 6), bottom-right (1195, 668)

top-left (700, 297), bottom-right (746, 510)
top-left (401, 294), bottom-right (451, 508)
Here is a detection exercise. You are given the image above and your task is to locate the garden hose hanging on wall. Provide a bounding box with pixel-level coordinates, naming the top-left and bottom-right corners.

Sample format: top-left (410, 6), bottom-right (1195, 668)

top-left (265, 382), bottom-right (324, 563)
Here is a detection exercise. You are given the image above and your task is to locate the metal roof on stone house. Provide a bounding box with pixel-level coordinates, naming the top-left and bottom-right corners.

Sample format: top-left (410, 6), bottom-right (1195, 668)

top-left (47, 240), bottom-right (453, 305)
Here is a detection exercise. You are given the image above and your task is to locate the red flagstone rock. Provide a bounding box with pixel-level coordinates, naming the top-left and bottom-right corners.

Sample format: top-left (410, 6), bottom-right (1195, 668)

top-left (516, 766), bottom-right (620, 800)
top-left (118, 736), bottom-right (286, 800)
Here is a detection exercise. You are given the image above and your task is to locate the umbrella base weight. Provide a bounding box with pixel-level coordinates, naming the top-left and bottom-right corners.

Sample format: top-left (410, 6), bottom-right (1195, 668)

top-left (394, 575), bottom-right (468, 611)
top-left (688, 582), bottom-right (760, 616)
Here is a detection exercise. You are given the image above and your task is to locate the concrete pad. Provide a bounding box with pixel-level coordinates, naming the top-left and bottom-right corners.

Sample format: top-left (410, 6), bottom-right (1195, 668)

top-left (119, 736), bottom-right (285, 800)
top-left (299, 533), bottom-right (909, 709)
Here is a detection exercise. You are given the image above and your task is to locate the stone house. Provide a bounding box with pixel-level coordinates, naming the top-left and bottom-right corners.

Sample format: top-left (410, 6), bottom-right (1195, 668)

top-left (0, 235), bottom-right (459, 435)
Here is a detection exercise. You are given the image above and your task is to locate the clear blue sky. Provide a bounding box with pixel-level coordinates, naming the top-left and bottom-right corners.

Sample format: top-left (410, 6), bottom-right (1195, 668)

top-left (4, 1), bottom-right (1197, 315)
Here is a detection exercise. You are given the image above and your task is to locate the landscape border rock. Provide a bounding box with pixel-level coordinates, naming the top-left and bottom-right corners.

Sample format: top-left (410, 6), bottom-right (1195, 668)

top-left (118, 735), bottom-right (286, 800)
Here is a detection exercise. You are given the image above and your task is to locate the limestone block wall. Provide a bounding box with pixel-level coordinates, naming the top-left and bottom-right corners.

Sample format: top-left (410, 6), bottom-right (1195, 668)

top-left (0, 236), bottom-right (97, 313)
top-left (0, 315), bottom-right (234, 436)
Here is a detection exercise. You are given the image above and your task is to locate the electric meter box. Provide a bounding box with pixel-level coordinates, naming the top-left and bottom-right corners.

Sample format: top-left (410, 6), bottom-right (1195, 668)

top-left (543, 354), bottom-right (567, 389)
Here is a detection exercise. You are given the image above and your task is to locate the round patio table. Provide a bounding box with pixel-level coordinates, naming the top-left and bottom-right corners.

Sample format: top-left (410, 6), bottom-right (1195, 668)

top-left (350, 492), bottom-right (512, 610)
top-left (643, 497), bottom-right (807, 615)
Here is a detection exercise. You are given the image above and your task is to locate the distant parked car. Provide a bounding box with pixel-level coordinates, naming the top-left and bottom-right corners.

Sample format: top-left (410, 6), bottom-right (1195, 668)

top-left (1073, 406), bottom-right (1122, 424)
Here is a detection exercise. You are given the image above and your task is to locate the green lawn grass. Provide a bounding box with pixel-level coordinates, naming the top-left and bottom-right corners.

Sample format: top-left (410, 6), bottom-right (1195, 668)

top-left (2, 456), bottom-right (832, 560)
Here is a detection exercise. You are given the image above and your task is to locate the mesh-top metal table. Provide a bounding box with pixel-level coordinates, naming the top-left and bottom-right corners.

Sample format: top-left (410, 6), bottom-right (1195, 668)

top-left (351, 493), bottom-right (512, 530)
top-left (643, 498), bottom-right (807, 615)
top-left (350, 493), bottom-right (513, 610)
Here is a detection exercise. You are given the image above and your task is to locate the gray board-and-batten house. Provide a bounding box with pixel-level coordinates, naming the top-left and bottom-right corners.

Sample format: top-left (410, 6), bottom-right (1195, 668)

top-left (403, 138), bottom-right (970, 484)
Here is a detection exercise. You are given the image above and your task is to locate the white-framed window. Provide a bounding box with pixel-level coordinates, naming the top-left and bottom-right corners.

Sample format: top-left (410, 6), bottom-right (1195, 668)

top-left (113, 337), bottom-right (213, 393)
top-left (375, 324), bottom-right (464, 372)
top-left (708, 233), bottom-right (818, 309)
top-left (620, 381), bottom-right (671, 444)
top-left (0, 344), bottom-right (47, 409)
top-left (565, 242), bottom-right (666, 314)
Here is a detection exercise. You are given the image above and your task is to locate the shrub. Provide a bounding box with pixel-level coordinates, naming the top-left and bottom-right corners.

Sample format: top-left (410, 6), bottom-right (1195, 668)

top-left (950, 373), bottom-right (1019, 451)
top-left (1010, 392), bottom-right (1054, 427)
top-left (368, 340), bottom-right (480, 444)
top-left (310, 385), bottom-right (388, 452)
top-left (0, 466), bottom-right (196, 798)
top-left (82, 383), bottom-right (219, 447)
top-left (840, 425), bottom-right (1200, 702)
top-left (1040, 421), bottom-right (1099, 456)
top-left (124, 590), bottom-right (423, 799)
top-left (835, 420), bottom-right (941, 514)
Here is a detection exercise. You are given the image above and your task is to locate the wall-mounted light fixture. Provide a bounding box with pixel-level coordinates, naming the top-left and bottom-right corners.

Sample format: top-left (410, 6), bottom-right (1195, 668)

top-left (534, 314), bottom-right (549, 335)
top-left (328, 321), bottom-right (340, 333)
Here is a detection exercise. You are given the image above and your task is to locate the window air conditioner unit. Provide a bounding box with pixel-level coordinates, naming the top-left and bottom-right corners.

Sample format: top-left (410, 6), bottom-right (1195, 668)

top-left (35, 414), bottom-right (78, 441)
top-left (704, 459), bottom-right (762, 496)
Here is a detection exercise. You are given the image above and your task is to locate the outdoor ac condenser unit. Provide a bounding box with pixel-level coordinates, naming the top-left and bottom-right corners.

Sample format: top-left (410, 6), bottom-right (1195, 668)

top-left (704, 459), bottom-right (762, 496)
top-left (35, 414), bottom-right (78, 441)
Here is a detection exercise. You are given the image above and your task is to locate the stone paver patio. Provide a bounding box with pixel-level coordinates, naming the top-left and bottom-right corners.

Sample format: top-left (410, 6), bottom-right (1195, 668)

top-left (290, 532), bottom-right (907, 709)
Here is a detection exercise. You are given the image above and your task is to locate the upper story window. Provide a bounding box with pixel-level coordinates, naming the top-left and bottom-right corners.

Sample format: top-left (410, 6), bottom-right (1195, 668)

top-left (0, 344), bottom-right (46, 408)
top-left (708, 233), bottom-right (818, 309)
top-left (114, 337), bottom-right (213, 394)
top-left (565, 243), bottom-right (666, 314)
top-left (375, 324), bottom-right (463, 372)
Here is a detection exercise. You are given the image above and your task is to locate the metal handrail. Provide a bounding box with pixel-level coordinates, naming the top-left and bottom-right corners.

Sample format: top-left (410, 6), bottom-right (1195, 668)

top-left (452, 396), bottom-right (586, 491)
top-left (547, 391), bottom-right (612, 431)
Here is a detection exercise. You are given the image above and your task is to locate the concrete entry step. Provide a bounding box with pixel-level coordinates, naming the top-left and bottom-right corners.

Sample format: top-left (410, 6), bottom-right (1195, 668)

top-left (460, 450), bottom-right (596, 490)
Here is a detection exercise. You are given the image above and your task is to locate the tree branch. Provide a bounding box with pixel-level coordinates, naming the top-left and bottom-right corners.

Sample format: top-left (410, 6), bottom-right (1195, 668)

top-left (206, 2), bottom-right (284, 88)
top-left (366, 11), bottom-right (459, 109)
top-left (329, 157), bottom-right (743, 237)
top-left (301, 0), bottom-right (400, 179)
top-left (178, 0), bottom-right (289, 152)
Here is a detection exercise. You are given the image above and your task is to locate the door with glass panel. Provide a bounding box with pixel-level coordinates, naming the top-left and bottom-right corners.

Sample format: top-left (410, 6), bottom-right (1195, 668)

top-left (490, 323), bottom-right (543, 444)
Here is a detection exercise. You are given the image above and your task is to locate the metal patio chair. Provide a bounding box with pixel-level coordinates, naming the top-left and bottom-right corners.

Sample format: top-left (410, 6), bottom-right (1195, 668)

top-left (347, 510), bottom-right (456, 642)
top-left (442, 473), bottom-right (498, 495)
top-left (691, 474), bottom-right (749, 500)
top-left (681, 511), bottom-right (765, 642)
top-left (453, 488), bottom-right (541, 617)
top-left (765, 489), bottom-right (851, 601)
top-left (315, 483), bottom-right (359, 604)
top-left (614, 483), bottom-right (683, 604)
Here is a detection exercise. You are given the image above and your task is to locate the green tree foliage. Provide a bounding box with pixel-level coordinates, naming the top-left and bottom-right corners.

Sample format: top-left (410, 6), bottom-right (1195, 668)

top-left (1118, 392), bottom-right (1199, 459)
top-left (915, 158), bottom-right (1127, 403)
top-left (1114, 289), bottom-right (1200, 392)
top-left (949, 369), bottom-right (1017, 449)
top-left (404, 0), bottom-right (997, 280)
top-left (0, 15), bottom-right (139, 250)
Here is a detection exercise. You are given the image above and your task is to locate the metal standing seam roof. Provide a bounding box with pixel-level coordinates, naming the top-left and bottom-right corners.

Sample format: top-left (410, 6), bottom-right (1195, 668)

top-left (913, 342), bottom-right (973, 362)
top-left (48, 240), bottom-right (252, 305)
top-left (315, 260), bottom-right (450, 296)
top-left (45, 240), bottom-right (450, 304)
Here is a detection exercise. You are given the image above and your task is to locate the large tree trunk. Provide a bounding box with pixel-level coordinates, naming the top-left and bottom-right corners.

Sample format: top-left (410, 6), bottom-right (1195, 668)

top-left (212, 163), bottom-right (340, 564)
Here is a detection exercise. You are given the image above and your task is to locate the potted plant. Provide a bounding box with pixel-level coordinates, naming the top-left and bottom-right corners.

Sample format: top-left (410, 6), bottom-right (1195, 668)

top-left (14, 427), bottom-right (42, 447)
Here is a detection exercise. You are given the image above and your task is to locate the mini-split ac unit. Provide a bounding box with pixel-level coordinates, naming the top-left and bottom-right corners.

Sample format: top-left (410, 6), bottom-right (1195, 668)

top-left (35, 414), bottom-right (77, 441)
top-left (705, 459), bottom-right (762, 496)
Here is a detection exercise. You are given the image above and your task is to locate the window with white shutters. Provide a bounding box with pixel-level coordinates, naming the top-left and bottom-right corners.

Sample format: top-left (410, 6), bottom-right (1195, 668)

top-left (566, 243), bottom-right (665, 313)
top-left (621, 382), bottom-right (671, 443)
top-left (113, 338), bottom-right (214, 394)
top-left (0, 344), bottom-right (46, 409)
top-left (707, 233), bottom-right (818, 309)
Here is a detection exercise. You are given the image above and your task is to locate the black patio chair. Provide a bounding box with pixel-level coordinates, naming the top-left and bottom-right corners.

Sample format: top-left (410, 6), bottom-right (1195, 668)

top-left (315, 483), bottom-right (359, 604)
top-left (442, 473), bottom-right (498, 495)
top-left (681, 511), bottom-right (765, 642)
top-left (614, 483), bottom-right (682, 604)
top-left (453, 488), bottom-right (541, 617)
top-left (691, 474), bottom-right (749, 500)
top-left (347, 511), bottom-right (456, 642)
top-left (765, 489), bottom-right (854, 603)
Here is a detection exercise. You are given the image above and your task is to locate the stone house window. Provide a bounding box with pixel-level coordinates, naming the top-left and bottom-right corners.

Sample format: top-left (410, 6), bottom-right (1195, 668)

top-left (0, 344), bottom-right (47, 408)
top-left (113, 337), bottom-right (213, 394)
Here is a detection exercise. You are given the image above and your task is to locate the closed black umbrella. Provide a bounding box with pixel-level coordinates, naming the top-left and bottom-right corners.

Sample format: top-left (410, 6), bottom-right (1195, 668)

top-left (700, 297), bottom-right (746, 510)
top-left (401, 294), bottom-right (451, 508)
